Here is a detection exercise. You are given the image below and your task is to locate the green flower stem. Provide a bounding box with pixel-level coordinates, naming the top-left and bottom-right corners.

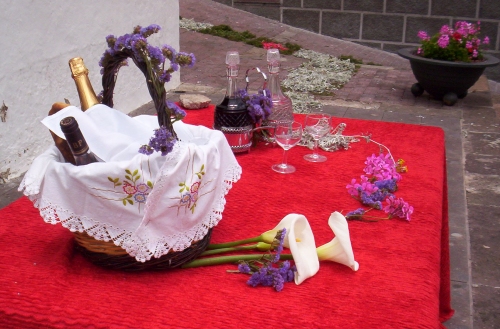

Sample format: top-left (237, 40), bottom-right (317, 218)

top-left (181, 254), bottom-right (265, 268)
top-left (200, 244), bottom-right (264, 256)
top-left (181, 253), bottom-right (295, 269)
top-left (206, 236), bottom-right (262, 250)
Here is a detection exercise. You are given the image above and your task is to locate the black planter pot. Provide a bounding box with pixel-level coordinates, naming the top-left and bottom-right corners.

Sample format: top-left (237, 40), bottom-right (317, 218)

top-left (398, 47), bottom-right (500, 105)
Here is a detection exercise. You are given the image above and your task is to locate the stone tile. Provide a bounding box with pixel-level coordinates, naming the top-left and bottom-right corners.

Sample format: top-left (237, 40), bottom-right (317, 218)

top-left (304, 0), bottom-right (341, 9)
top-left (0, 176), bottom-right (24, 210)
top-left (283, 0), bottom-right (301, 7)
top-left (362, 14), bottom-right (405, 42)
top-left (462, 107), bottom-right (500, 133)
top-left (282, 9), bottom-right (320, 33)
top-left (463, 132), bottom-right (500, 156)
top-left (381, 110), bottom-right (422, 124)
top-left (432, 0), bottom-right (476, 17)
top-left (444, 281), bottom-right (473, 329)
top-left (234, 4), bottom-right (281, 21)
top-left (464, 172), bottom-right (500, 206)
top-left (466, 154), bottom-right (500, 176)
top-left (480, 0), bottom-right (500, 20)
top-left (472, 284), bottom-right (500, 329)
top-left (320, 105), bottom-right (348, 117)
top-left (343, 108), bottom-right (384, 120)
top-left (344, 0), bottom-right (384, 12)
top-left (386, 0), bottom-right (428, 14)
top-left (322, 12), bottom-right (361, 39)
top-left (463, 91), bottom-right (493, 108)
top-left (468, 204), bottom-right (500, 286)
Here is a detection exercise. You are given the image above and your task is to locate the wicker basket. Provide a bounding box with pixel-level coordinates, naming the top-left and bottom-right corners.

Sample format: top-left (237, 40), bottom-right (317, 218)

top-left (73, 231), bottom-right (212, 271)
top-left (70, 36), bottom-right (211, 271)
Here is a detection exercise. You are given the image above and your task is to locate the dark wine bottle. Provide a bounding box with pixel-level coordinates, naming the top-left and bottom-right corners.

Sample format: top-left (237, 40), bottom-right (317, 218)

top-left (60, 116), bottom-right (98, 165)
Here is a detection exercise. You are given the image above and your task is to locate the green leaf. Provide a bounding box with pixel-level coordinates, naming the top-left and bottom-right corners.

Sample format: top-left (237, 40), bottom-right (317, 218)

top-left (116, 182), bottom-right (122, 186)
top-left (134, 175), bottom-right (141, 181)
top-left (107, 177), bottom-right (114, 182)
top-left (147, 181), bottom-right (153, 188)
top-left (114, 177), bottom-right (120, 183)
top-left (125, 175), bottom-right (132, 181)
top-left (127, 199), bottom-right (133, 205)
top-left (122, 199), bottom-right (127, 206)
top-left (125, 169), bottom-right (132, 175)
top-left (200, 164), bottom-right (205, 171)
top-left (132, 169), bottom-right (138, 176)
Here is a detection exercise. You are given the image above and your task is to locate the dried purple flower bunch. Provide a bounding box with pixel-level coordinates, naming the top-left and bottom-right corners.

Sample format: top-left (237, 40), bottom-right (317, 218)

top-left (345, 153), bottom-right (413, 222)
top-left (99, 24), bottom-right (196, 156)
top-left (236, 88), bottom-right (273, 124)
top-left (237, 228), bottom-right (297, 292)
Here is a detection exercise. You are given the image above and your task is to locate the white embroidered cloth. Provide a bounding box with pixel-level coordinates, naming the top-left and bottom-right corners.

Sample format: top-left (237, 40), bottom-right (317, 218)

top-left (19, 105), bottom-right (242, 262)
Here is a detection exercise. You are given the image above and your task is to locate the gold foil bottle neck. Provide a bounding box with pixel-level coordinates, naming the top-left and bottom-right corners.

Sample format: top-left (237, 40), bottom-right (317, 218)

top-left (68, 57), bottom-right (89, 77)
top-left (68, 57), bottom-right (99, 111)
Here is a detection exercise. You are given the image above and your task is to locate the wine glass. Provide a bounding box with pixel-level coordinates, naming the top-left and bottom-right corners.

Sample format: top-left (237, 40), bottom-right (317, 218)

top-left (272, 121), bottom-right (303, 174)
top-left (303, 112), bottom-right (331, 163)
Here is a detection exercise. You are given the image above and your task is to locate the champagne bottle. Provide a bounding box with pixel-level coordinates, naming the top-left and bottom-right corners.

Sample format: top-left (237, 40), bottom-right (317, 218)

top-left (60, 116), bottom-right (98, 165)
top-left (68, 57), bottom-right (100, 111)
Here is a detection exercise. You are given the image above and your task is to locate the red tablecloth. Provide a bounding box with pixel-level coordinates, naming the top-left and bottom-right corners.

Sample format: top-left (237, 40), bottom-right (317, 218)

top-left (0, 108), bottom-right (453, 328)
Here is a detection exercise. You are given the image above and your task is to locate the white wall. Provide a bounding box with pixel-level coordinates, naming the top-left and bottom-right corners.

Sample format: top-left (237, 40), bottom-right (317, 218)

top-left (0, 0), bottom-right (180, 180)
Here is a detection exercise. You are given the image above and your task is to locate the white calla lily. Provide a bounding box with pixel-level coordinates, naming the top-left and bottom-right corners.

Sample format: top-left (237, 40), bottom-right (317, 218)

top-left (316, 211), bottom-right (359, 271)
top-left (262, 214), bottom-right (319, 284)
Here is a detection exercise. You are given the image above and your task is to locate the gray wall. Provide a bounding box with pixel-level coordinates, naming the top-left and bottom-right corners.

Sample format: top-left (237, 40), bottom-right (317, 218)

top-left (216, 0), bottom-right (500, 81)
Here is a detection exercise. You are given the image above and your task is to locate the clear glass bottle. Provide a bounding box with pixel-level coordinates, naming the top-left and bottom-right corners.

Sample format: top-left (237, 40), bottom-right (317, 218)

top-left (214, 51), bottom-right (253, 153)
top-left (263, 48), bottom-right (294, 125)
top-left (60, 116), bottom-right (98, 165)
top-left (68, 57), bottom-right (100, 111)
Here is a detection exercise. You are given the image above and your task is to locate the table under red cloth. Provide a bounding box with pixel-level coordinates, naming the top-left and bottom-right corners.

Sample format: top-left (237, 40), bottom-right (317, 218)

top-left (0, 107), bottom-right (453, 328)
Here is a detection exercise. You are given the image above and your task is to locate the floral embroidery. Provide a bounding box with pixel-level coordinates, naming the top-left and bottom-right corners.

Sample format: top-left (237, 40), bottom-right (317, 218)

top-left (170, 150), bottom-right (215, 214)
top-left (91, 163), bottom-right (154, 213)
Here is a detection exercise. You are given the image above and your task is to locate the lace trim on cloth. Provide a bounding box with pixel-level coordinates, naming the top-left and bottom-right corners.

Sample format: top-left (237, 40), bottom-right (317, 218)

top-left (19, 162), bottom-right (242, 263)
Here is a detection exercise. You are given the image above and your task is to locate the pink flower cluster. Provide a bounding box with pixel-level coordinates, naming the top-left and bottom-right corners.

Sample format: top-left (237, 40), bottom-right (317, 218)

top-left (346, 153), bottom-right (413, 222)
top-left (417, 21), bottom-right (489, 61)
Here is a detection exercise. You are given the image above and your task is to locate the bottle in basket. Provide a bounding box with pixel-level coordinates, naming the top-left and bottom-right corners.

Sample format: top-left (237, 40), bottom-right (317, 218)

top-left (60, 116), bottom-right (98, 165)
top-left (68, 57), bottom-right (100, 111)
top-left (213, 51), bottom-right (253, 153)
top-left (263, 48), bottom-right (293, 126)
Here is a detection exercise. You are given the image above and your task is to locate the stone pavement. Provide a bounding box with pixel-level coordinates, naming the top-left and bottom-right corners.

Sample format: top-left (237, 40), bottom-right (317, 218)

top-left (1, 0), bottom-right (499, 327)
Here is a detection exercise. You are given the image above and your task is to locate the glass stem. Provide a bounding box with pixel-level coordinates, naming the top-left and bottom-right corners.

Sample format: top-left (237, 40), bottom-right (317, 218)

top-left (281, 149), bottom-right (288, 167)
top-left (312, 139), bottom-right (319, 156)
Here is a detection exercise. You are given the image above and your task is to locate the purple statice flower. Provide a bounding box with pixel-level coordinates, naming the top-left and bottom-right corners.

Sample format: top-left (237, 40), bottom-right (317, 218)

top-left (360, 192), bottom-right (382, 209)
top-left (374, 179), bottom-right (398, 193)
top-left (383, 196), bottom-right (414, 221)
top-left (272, 228), bottom-right (286, 262)
top-left (369, 189), bottom-right (391, 203)
top-left (169, 62), bottom-right (180, 73)
top-left (166, 101), bottom-right (186, 120)
top-left (147, 44), bottom-right (165, 66)
top-left (140, 24), bottom-right (161, 38)
top-left (176, 52), bottom-right (196, 68)
top-left (437, 34), bottom-right (450, 48)
top-left (345, 208), bottom-right (366, 220)
top-left (238, 89), bottom-right (273, 124)
top-left (247, 265), bottom-right (286, 292)
top-left (238, 262), bottom-right (251, 274)
top-left (140, 126), bottom-right (176, 156)
top-left (160, 71), bottom-right (172, 83)
top-left (278, 261), bottom-right (296, 282)
top-left (105, 34), bottom-right (116, 49)
top-left (162, 45), bottom-right (177, 61)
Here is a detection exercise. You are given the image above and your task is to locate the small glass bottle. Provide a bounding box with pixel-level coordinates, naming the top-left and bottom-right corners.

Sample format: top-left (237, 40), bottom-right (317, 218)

top-left (68, 57), bottom-right (100, 111)
top-left (213, 51), bottom-right (253, 153)
top-left (263, 48), bottom-right (294, 125)
top-left (60, 116), bottom-right (98, 165)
